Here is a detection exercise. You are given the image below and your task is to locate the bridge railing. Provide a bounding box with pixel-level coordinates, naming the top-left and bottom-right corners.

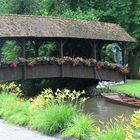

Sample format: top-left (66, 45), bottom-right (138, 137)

top-left (0, 57), bottom-right (128, 81)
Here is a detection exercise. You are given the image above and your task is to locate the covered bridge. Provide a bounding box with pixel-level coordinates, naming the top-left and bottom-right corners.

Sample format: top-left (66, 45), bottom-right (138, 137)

top-left (0, 15), bottom-right (135, 82)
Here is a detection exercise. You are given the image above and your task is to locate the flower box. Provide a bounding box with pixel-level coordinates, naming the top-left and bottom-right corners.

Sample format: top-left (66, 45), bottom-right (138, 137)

top-left (0, 66), bottom-right (23, 81)
top-left (25, 63), bottom-right (61, 79)
top-left (62, 65), bottom-right (95, 79)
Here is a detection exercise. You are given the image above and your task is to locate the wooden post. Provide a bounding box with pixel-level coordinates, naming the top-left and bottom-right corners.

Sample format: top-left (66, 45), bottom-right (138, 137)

top-left (121, 42), bottom-right (126, 82)
top-left (122, 45), bottom-right (126, 66)
top-left (90, 40), bottom-right (98, 79)
top-left (16, 39), bottom-right (27, 80)
top-left (89, 40), bottom-right (97, 59)
top-left (0, 39), bottom-right (5, 62)
top-left (93, 42), bottom-right (97, 59)
top-left (21, 40), bottom-right (26, 80)
top-left (60, 39), bottom-right (64, 58)
top-left (21, 41), bottom-right (26, 59)
top-left (59, 39), bottom-right (66, 78)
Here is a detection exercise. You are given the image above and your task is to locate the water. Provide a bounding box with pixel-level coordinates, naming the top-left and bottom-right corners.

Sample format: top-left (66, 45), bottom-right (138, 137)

top-left (84, 97), bottom-right (138, 122)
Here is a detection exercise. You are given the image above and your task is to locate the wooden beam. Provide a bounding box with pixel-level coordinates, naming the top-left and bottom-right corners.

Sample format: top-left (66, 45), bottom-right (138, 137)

top-left (60, 39), bottom-right (66, 58)
top-left (16, 39), bottom-right (27, 80)
top-left (122, 43), bottom-right (126, 65)
top-left (89, 40), bottom-right (98, 59)
top-left (89, 40), bottom-right (99, 80)
top-left (121, 42), bottom-right (126, 82)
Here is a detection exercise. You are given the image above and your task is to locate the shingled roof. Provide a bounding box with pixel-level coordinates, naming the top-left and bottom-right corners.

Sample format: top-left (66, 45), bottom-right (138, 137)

top-left (0, 15), bottom-right (135, 42)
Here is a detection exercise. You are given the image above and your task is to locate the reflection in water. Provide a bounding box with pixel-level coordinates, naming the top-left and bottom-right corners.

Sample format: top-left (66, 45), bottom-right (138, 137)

top-left (84, 97), bottom-right (138, 122)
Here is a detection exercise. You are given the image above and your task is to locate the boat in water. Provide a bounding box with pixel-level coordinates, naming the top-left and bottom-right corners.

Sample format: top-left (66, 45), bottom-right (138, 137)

top-left (101, 93), bottom-right (140, 108)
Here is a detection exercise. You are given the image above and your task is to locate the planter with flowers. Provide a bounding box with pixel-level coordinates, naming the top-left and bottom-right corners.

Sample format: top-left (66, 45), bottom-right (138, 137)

top-left (9, 59), bottom-right (22, 68)
top-left (27, 58), bottom-right (36, 68)
top-left (56, 58), bottom-right (65, 65)
top-left (62, 57), bottom-right (96, 78)
top-left (25, 57), bottom-right (60, 79)
top-left (0, 58), bottom-right (23, 81)
top-left (119, 67), bottom-right (130, 75)
top-left (10, 62), bottom-right (18, 68)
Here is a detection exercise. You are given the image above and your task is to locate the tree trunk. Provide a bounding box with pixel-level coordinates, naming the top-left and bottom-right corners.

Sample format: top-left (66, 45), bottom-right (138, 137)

top-left (128, 51), bottom-right (139, 79)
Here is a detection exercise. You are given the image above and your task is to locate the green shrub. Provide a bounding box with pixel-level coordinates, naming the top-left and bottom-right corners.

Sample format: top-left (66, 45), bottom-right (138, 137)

top-left (62, 114), bottom-right (94, 140)
top-left (29, 104), bottom-right (77, 134)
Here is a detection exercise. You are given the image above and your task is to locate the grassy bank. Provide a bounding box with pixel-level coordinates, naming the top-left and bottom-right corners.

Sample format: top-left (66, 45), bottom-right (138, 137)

top-left (111, 80), bottom-right (140, 98)
top-left (0, 82), bottom-right (95, 140)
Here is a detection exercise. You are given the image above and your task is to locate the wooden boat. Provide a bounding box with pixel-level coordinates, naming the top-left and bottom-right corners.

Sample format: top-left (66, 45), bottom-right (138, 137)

top-left (101, 93), bottom-right (140, 108)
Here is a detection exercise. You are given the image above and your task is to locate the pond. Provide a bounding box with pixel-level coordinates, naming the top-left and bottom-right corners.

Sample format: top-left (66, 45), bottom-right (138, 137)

top-left (84, 97), bottom-right (138, 122)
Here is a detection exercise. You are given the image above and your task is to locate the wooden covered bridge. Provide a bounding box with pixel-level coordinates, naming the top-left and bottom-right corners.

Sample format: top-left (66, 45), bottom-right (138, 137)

top-left (0, 15), bottom-right (135, 82)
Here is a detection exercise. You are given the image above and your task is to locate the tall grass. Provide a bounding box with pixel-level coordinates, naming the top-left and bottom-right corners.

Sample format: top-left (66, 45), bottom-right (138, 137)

top-left (0, 92), bottom-right (30, 126)
top-left (62, 114), bottom-right (94, 140)
top-left (29, 104), bottom-right (77, 134)
top-left (96, 120), bottom-right (126, 140)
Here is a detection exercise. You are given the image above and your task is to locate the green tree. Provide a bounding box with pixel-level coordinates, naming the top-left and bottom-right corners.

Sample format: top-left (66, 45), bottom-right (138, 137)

top-left (62, 7), bottom-right (98, 21)
top-left (0, 0), bottom-right (10, 14)
top-left (92, 0), bottom-right (140, 78)
top-left (37, 0), bottom-right (93, 16)
top-left (9, 0), bottom-right (38, 15)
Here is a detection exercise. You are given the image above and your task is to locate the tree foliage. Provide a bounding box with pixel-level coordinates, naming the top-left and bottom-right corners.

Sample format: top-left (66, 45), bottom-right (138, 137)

top-left (5, 0), bottom-right (38, 15)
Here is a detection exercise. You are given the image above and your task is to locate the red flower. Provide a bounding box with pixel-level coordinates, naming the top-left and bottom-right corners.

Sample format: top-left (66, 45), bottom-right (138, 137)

top-left (27, 64), bottom-right (34, 68)
top-left (10, 63), bottom-right (17, 68)
top-left (119, 69), bottom-right (130, 74)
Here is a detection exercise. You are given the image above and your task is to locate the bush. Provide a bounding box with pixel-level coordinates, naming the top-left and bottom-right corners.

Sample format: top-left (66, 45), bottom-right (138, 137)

top-left (62, 114), bottom-right (94, 140)
top-left (29, 104), bottom-right (77, 134)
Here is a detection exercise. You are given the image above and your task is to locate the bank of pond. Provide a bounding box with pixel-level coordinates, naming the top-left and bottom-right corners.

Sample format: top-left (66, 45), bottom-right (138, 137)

top-left (0, 82), bottom-right (139, 140)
